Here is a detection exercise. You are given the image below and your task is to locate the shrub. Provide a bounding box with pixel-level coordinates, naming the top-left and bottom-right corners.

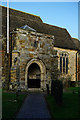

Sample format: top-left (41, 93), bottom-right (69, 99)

top-left (69, 81), bottom-right (76, 87)
top-left (51, 80), bottom-right (55, 96)
top-left (59, 75), bottom-right (71, 88)
top-left (51, 80), bottom-right (63, 105)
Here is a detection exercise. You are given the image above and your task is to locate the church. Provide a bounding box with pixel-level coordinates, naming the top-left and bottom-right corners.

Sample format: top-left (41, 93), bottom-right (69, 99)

top-left (1, 6), bottom-right (80, 91)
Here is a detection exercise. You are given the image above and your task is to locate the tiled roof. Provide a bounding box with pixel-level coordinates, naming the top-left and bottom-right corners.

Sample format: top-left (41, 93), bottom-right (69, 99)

top-left (2, 6), bottom-right (78, 50)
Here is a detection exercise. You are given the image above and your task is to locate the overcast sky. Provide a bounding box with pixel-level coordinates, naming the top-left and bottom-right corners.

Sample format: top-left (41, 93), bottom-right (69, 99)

top-left (1, 2), bottom-right (79, 39)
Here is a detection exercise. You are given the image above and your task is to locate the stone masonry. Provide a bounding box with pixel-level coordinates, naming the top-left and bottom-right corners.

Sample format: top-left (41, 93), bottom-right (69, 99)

top-left (54, 47), bottom-right (78, 82)
top-left (10, 28), bottom-right (58, 91)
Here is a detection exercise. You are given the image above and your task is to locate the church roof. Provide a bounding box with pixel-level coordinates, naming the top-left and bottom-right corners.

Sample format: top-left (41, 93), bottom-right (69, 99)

top-left (72, 38), bottom-right (80, 51)
top-left (2, 6), bottom-right (79, 50)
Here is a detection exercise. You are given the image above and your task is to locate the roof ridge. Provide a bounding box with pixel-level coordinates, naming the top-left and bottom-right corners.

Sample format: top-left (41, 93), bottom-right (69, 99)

top-left (72, 38), bottom-right (79, 41)
top-left (2, 5), bottom-right (41, 19)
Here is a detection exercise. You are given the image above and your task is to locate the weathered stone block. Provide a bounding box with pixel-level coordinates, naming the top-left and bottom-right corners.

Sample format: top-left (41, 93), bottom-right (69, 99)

top-left (10, 29), bottom-right (58, 91)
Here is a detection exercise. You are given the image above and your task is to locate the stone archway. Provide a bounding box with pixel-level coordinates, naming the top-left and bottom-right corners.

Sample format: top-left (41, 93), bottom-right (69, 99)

top-left (28, 63), bottom-right (41, 88)
top-left (25, 59), bottom-right (46, 90)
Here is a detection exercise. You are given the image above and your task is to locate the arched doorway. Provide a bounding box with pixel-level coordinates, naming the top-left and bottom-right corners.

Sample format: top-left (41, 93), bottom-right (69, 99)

top-left (28, 63), bottom-right (41, 88)
top-left (25, 59), bottom-right (46, 90)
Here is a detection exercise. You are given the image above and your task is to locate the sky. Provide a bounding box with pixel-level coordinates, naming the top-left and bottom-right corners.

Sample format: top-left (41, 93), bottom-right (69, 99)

top-left (1, 2), bottom-right (79, 39)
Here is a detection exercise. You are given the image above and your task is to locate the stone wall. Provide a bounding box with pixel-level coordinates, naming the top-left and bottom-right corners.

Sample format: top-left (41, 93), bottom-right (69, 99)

top-left (2, 37), bottom-right (10, 89)
top-left (54, 47), bottom-right (78, 82)
top-left (10, 28), bottom-right (58, 90)
top-left (78, 53), bottom-right (80, 81)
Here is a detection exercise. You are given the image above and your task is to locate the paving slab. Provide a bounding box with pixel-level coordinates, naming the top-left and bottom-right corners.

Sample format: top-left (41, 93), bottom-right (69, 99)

top-left (16, 93), bottom-right (51, 119)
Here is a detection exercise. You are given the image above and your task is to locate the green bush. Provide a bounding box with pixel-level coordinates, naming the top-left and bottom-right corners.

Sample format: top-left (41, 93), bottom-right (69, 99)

top-left (59, 75), bottom-right (72, 88)
top-left (69, 81), bottom-right (76, 87)
top-left (51, 80), bottom-right (63, 105)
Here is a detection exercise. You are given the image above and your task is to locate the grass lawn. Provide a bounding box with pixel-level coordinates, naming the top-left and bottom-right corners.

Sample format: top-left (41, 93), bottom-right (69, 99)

top-left (46, 92), bottom-right (80, 119)
top-left (0, 88), bottom-right (2, 120)
top-left (66, 87), bottom-right (80, 92)
top-left (2, 91), bottom-right (26, 119)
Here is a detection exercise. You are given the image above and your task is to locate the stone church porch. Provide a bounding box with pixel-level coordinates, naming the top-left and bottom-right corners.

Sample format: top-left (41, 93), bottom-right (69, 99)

top-left (10, 28), bottom-right (58, 91)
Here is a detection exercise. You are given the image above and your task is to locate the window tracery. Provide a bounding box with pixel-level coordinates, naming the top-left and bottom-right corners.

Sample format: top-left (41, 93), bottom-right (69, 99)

top-left (60, 53), bottom-right (68, 74)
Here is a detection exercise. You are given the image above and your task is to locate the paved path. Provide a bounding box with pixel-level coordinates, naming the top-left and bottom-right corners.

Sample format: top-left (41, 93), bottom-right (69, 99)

top-left (16, 93), bottom-right (51, 119)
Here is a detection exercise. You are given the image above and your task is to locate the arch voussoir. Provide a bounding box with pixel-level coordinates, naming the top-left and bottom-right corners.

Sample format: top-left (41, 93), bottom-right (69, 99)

top-left (25, 59), bottom-right (46, 90)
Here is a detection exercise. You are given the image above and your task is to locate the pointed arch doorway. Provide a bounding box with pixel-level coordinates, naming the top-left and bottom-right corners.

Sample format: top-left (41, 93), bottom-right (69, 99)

top-left (28, 63), bottom-right (41, 88)
top-left (25, 59), bottom-right (46, 90)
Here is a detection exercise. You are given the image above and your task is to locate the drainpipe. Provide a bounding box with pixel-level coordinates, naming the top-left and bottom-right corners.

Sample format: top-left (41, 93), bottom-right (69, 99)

top-left (10, 32), bottom-right (12, 67)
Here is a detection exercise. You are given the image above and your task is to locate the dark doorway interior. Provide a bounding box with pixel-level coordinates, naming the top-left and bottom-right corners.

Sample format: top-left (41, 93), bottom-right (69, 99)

top-left (28, 79), bottom-right (40, 88)
top-left (28, 63), bottom-right (41, 88)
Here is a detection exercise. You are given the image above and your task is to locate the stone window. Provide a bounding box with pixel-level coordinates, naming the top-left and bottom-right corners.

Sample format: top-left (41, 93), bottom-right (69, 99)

top-left (14, 57), bottom-right (17, 63)
top-left (34, 41), bottom-right (38, 48)
top-left (60, 57), bottom-right (62, 73)
top-left (66, 57), bottom-right (68, 74)
top-left (60, 53), bottom-right (68, 74)
top-left (63, 57), bottom-right (65, 73)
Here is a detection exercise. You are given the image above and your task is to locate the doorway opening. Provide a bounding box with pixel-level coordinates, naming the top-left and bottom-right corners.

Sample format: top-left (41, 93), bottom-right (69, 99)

top-left (27, 63), bottom-right (41, 88)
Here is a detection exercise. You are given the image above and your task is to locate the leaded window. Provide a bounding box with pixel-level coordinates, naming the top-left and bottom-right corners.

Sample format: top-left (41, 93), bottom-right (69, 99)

top-left (60, 53), bottom-right (68, 74)
top-left (34, 41), bottom-right (38, 48)
top-left (63, 57), bottom-right (65, 73)
top-left (66, 57), bottom-right (68, 74)
top-left (60, 57), bottom-right (62, 72)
